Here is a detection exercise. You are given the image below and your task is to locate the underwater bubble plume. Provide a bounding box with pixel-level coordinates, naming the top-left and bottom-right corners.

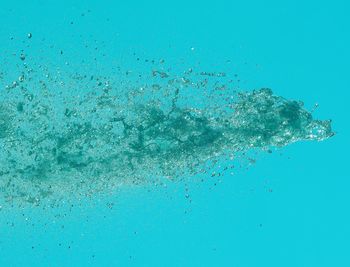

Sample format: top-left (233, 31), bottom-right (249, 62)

top-left (0, 60), bottom-right (333, 207)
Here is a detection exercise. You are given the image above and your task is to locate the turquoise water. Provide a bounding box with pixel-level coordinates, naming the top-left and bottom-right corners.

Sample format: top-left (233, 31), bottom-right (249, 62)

top-left (0, 1), bottom-right (349, 266)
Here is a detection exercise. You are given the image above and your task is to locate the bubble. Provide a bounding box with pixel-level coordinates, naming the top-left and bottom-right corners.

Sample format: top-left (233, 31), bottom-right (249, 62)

top-left (0, 55), bottom-right (334, 208)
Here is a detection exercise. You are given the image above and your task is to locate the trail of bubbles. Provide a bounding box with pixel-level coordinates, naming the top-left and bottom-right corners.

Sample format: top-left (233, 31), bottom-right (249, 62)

top-left (0, 59), bottom-right (333, 207)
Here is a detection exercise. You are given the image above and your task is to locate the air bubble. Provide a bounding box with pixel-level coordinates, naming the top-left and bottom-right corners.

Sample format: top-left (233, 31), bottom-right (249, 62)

top-left (0, 57), bottom-right (334, 208)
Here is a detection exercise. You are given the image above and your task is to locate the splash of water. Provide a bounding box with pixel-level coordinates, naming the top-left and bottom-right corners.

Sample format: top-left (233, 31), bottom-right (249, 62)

top-left (0, 59), bottom-right (333, 206)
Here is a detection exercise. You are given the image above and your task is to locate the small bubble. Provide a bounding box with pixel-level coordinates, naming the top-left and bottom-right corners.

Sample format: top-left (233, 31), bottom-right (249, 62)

top-left (27, 33), bottom-right (32, 39)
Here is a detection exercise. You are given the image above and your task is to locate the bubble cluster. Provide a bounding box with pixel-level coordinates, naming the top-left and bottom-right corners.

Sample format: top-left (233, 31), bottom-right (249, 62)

top-left (0, 53), bottom-right (333, 207)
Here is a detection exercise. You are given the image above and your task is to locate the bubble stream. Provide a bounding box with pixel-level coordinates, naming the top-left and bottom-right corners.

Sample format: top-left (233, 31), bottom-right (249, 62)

top-left (0, 63), bottom-right (333, 206)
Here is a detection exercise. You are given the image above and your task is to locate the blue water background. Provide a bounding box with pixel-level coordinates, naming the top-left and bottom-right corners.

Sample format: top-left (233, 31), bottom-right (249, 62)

top-left (0, 1), bottom-right (349, 266)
